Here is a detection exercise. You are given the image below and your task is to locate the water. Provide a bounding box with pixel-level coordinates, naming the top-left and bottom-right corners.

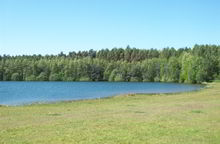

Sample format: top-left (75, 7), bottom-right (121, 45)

top-left (0, 82), bottom-right (203, 106)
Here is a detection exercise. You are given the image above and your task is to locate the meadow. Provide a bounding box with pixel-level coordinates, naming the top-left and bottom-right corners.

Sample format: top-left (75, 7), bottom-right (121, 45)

top-left (0, 82), bottom-right (220, 144)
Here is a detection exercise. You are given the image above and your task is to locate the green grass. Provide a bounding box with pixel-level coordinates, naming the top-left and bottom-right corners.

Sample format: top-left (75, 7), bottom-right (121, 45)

top-left (0, 83), bottom-right (220, 144)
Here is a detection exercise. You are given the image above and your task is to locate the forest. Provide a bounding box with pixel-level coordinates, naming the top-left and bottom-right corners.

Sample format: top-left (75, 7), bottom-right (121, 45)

top-left (0, 44), bottom-right (220, 84)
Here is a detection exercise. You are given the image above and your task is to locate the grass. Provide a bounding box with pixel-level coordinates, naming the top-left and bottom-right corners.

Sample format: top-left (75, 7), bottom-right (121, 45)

top-left (0, 83), bottom-right (220, 144)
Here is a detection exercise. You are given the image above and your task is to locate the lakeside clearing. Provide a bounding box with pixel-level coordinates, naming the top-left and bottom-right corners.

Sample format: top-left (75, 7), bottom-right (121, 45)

top-left (0, 83), bottom-right (220, 144)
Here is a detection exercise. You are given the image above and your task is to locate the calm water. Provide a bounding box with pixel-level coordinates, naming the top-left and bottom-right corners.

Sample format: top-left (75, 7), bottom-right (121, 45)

top-left (0, 82), bottom-right (203, 106)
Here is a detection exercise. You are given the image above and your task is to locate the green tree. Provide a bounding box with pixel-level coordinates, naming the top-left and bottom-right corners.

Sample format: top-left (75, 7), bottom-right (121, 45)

top-left (109, 69), bottom-right (124, 82)
top-left (180, 52), bottom-right (194, 83)
top-left (141, 59), bottom-right (160, 82)
top-left (36, 72), bottom-right (48, 81)
top-left (168, 57), bottom-right (181, 82)
top-left (11, 73), bottom-right (21, 81)
top-left (49, 73), bottom-right (62, 81)
top-left (129, 63), bottom-right (142, 82)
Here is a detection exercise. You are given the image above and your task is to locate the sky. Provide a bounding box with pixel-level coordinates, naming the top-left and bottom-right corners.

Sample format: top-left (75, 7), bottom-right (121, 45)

top-left (0, 0), bottom-right (220, 55)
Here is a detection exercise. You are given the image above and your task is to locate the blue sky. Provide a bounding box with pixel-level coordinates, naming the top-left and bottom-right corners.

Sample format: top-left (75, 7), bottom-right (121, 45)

top-left (0, 0), bottom-right (220, 55)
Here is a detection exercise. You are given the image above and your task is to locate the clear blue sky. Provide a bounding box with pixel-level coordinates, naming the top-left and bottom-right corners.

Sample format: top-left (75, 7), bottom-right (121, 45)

top-left (0, 0), bottom-right (220, 55)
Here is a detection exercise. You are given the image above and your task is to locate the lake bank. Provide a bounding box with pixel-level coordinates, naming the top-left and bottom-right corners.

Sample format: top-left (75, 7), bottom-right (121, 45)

top-left (0, 82), bottom-right (219, 144)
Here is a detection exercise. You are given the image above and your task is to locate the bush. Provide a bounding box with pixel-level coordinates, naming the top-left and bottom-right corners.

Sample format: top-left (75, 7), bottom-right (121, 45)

top-left (49, 73), bottom-right (62, 81)
top-left (130, 77), bottom-right (139, 82)
top-left (36, 72), bottom-right (48, 81)
top-left (11, 73), bottom-right (20, 81)
top-left (79, 77), bottom-right (90, 81)
top-left (114, 74), bottom-right (124, 82)
top-left (25, 75), bottom-right (36, 81)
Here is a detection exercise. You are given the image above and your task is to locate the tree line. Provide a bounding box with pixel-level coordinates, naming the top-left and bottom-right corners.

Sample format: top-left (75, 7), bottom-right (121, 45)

top-left (0, 44), bottom-right (220, 83)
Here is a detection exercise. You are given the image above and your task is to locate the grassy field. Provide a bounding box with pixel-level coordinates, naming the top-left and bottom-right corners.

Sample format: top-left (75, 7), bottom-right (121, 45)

top-left (0, 83), bottom-right (220, 144)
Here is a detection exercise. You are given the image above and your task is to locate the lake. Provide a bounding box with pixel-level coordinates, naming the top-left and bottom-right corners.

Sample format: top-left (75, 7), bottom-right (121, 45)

top-left (0, 82), bottom-right (203, 106)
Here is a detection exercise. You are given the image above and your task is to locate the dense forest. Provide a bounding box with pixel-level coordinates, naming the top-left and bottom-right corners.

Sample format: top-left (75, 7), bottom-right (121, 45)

top-left (0, 44), bottom-right (220, 84)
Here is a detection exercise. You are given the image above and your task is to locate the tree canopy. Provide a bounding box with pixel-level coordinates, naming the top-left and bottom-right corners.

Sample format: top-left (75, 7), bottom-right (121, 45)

top-left (0, 44), bottom-right (219, 84)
